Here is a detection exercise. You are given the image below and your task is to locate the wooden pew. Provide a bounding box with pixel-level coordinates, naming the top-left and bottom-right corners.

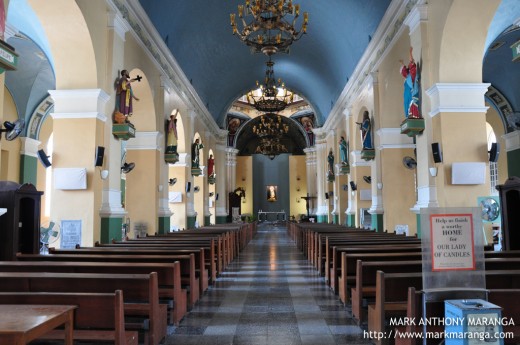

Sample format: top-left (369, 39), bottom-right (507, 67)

top-left (0, 271), bottom-right (166, 345)
top-left (0, 290), bottom-right (138, 345)
top-left (0, 260), bottom-right (187, 325)
top-left (17, 252), bottom-right (199, 309)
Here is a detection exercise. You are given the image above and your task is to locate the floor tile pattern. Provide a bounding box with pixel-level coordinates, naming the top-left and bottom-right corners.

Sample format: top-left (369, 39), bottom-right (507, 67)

top-left (165, 223), bottom-right (372, 345)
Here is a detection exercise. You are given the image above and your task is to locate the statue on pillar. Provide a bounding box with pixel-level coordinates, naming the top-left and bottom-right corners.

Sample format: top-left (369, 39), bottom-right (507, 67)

top-left (112, 69), bottom-right (141, 140)
top-left (339, 136), bottom-right (350, 174)
top-left (327, 149), bottom-right (335, 182)
top-left (165, 111), bottom-right (179, 164)
top-left (357, 111), bottom-right (375, 160)
top-left (191, 138), bottom-right (204, 176)
top-left (208, 154), bottom-right (216, 184)
top-left (399, 47), bottom-right (425, 136)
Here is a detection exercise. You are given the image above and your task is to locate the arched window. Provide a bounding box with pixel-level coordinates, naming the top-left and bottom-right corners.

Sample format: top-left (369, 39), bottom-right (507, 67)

top-left (486, 122), bottom-right (498, 195)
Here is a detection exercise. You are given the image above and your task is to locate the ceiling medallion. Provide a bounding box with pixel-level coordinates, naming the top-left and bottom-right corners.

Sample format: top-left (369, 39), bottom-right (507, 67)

top-left (246, 58), bottom-right (293, 112)
top-left (230, 0), bottom-right (308, 55)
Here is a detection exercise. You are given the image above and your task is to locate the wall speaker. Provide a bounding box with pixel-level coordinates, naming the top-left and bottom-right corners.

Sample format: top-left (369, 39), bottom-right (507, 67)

top-left (186, 182), bottom-right (191, 192)
top-left (350, 181), bottom-right (357, 191)
top-left (216, 193), bottom-right (219, 201)
top-left (489, 142), bottom-right (500, 163)
top-left (95, 146), bottom-right (105, 167)
top-left (325, 193), bottom-right (329, 199)
top-left (431, 142), bottom-right (443, 163)
top-left (37, 149), bottom-right (52, 168)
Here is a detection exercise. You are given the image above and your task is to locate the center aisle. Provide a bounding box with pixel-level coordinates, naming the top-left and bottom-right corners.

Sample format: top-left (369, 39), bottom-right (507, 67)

top-left (165, 223), bottom-right (371, 345)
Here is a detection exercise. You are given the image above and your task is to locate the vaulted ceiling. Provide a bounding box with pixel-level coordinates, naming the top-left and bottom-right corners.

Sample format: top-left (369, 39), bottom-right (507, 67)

top-left (138, 0), bottom-right (392, 126)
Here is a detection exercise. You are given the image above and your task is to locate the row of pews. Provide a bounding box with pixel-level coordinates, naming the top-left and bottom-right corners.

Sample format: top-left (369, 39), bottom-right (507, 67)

top-left (0, 222), bottom-right (257, 345)
top-left (288, 222), bottom-right (520, 345)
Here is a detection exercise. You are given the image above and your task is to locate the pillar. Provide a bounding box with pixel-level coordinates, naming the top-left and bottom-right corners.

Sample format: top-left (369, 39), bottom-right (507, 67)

top-left (215, 142), bottom-right (229, 223)
top-left (504, 131), bottom-right (520, 177)
top-left (314, 130), bottom-right (328, 223)
top-left (49, 89), bottom-right (109, 245)
top-left (19, 138), bottom-right (40, 185)
top-left (304, 147), bottom-right (317, 216)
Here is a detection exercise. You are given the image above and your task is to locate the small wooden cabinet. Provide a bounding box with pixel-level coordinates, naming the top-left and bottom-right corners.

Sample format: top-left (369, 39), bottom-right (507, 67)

top-left (0, 182), bottom-right (43, 260)
top-left (496, 176), bottom-right (520, 250)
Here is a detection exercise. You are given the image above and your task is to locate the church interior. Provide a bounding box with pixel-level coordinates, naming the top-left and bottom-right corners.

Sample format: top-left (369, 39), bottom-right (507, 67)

top-left (1, 0), bottom-right (520, 344)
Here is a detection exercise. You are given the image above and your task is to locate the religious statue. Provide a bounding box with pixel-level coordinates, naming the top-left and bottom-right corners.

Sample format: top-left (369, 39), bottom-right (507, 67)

top-left (327, 149), bottom-right (334, 175)
top-left (357, 111), bottom-right (373, 150)
top-left (191, 138), bottom-right (204, 169)
top-left (267, 185), bottom-right (277, 202)
top-left (339, 136), bottom-right (348, 166)
top-left (166, 111), bottom-right (178, 154)
top-left (207, 154), bottom-right (216, 184)
top-left (399, 47), bottom-right (422, 120)
top-left (114, 69), bottom-right (141, 124)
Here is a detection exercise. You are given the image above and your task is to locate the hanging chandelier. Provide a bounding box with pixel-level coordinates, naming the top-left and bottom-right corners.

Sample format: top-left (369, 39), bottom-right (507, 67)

top-left (252, 113), bottom-right (289, 159)
top-left (246, 58), bottom-right (293, 112)
top-left (230, 0), bottom-right (308, 56)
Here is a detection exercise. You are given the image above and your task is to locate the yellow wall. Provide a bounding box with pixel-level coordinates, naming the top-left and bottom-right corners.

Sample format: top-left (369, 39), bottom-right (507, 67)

top-left (235, 156), bottom-right (252, 215)
top-left (169, 165), bottom-right (187, 230)
top-left (289, 155), bottom-right (307, 220)
top-left (1, 87), bottom-right (20, 182)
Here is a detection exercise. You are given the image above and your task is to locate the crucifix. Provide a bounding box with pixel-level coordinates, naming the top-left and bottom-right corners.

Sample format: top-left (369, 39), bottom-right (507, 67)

top-left (300, 193), bottom-right (317, 219)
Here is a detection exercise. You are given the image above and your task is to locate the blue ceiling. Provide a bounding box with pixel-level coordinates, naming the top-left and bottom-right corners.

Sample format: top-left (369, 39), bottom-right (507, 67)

top-left (139, 0), bottom-right (392, 125)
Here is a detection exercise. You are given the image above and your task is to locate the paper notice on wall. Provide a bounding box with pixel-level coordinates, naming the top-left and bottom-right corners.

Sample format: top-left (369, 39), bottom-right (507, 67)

top-left (430, 213), bottom-right (475, 271)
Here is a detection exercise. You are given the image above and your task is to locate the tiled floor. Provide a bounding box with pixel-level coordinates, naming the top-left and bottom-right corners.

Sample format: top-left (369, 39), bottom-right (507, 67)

top-left (165, 223), bottom-right (372, 345)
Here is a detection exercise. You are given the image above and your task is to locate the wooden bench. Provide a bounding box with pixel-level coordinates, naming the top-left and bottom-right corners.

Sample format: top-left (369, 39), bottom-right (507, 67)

top-left (17, 252), bottom-right (199, 309)
top-left (0, 290), bottom-right (138, 345)
top-left (0, 260), bottom-right (187, 325)
top-left (0, 271), bottom-right (166, 345)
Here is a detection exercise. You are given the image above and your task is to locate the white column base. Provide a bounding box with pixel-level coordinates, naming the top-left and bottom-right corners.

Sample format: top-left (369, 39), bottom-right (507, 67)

top-left (410, 185), bottom-right (439, 213)
top-left (99, 189), bottom-right (127, 217)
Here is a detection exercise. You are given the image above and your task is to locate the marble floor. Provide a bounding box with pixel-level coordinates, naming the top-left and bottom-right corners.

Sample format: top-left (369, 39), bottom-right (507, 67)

top-left (164, 223), bottom-right (372, 345)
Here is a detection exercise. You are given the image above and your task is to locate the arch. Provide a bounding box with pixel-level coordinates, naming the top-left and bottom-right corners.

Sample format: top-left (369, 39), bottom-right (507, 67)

top-left (173, 109), bottom-right (186, 153)
top-left (437, 1), bottom-right (500, 82)
top-left (23, 0), bottom-right (97, 88)
top-left (124, 68), bottom-right (155, 131)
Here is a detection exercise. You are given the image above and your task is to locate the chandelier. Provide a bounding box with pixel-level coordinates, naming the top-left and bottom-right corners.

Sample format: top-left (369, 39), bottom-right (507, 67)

top-left (246, 59), bottom-right (293, 112)
top-left (230, 0), bottom-right (308, 56)
top-left (253, 113), bottom-right (289, 159)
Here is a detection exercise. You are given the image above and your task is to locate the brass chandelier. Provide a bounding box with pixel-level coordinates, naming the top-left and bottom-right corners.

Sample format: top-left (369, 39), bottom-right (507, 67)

top-left (246, 58), bottom-right (293, 112)
top-left (253, 113), bottom-right (289, 160)
top-left (230, 0), bottom-right (308, 56)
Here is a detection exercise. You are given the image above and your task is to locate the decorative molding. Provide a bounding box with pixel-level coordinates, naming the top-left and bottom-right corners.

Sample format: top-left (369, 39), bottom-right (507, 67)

top-left (126, 131), bottom-right (162, 151)
top-left (160, 75), bottom-right (174, 94)
top-left (368, 194), bottom-right (384, 214)
top-left (376, 128), bottom-right (415, 150)
top-left (48, 89), bottom-right (110, 122)
top-left (19, 137), bottom-right (41, 157)
top-left (403, 4), bottom-right (428, 34)
top-left (109, 0), bottom-right (222, 137)
top-left (324, 0), bottom-right (417, 130)
top-left (99, 188), bottom-right (127, 217)
top-left (350, 150), bottom-right (372, 167)
top-left (107, 11), bottom-right (130, 41)
top-left (503, 131), bottom-right (520, 152)
top-left (425, 83), bottom-right (490, 117)
top-left (157, 198), bottom-right (173, 217)
top-left (410, 185), bottom-right (439, 213)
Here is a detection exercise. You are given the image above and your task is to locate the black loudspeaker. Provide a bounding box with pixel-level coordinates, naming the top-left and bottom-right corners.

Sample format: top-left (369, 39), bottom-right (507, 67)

top-left (95, 146), bottom-right (105, 167)
top-left (350, 181), bottom-right (357, 191)
top-left (431, 142), bottom-right (443, 163)
top-left (37, 149), bottom-right (52, 168)
top-left (216, 193), bottom-right (219, 201)
top-left (325, 193), bottom-right (329, 199)
top-left (186, 182), bottom-right (191, 192)
top-left (489, 142), bottom-right (500, 163)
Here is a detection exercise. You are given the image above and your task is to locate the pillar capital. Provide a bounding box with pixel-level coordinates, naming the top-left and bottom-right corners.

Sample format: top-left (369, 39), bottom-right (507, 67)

top-left (19, 137), bottom-right (41, 157)
top-left (126, 131), bottom-right (162, 151)
top-left (107, 11), bottom-right (130, 41)
top-left (425, 83), bottom-right (490, 117)
top-left (404, 4), bottom-right (428, 34)
top-left (49, 89), bottom-right (110, 121)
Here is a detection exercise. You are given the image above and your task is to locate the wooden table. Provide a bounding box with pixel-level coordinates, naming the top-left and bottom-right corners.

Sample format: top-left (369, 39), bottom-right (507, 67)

top-left (0, 304), bottom-right (76, 345)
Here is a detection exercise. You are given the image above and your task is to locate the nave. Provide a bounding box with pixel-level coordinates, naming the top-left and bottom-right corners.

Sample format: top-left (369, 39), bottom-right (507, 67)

top-left (164, 223), bottom-right (369, 345)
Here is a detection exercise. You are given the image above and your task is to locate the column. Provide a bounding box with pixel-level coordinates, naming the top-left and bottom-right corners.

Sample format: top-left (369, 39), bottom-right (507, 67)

top-left (125, 131), bottom-right (161, 236)
top-left (304, 147), bottom-right (317, 215)
top-left (19, 137), bottom-right (40, 185)
top-left (185, 110), bottom-right (197, 229)
top-left (99, 11), bottom-right (130, 242)
top-left (215, 142), bottom-right (229, 223)
top-left (314, 130), bottom-right (328, 223)
top-left (203, 132), bottom-right (211, 226)
top-left (49, 89), bottom-right (110, 245)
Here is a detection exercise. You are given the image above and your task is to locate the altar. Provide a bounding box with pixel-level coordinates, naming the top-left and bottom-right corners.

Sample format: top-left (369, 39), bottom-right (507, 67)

top-left (258, 211), bottom-right (286, 222)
